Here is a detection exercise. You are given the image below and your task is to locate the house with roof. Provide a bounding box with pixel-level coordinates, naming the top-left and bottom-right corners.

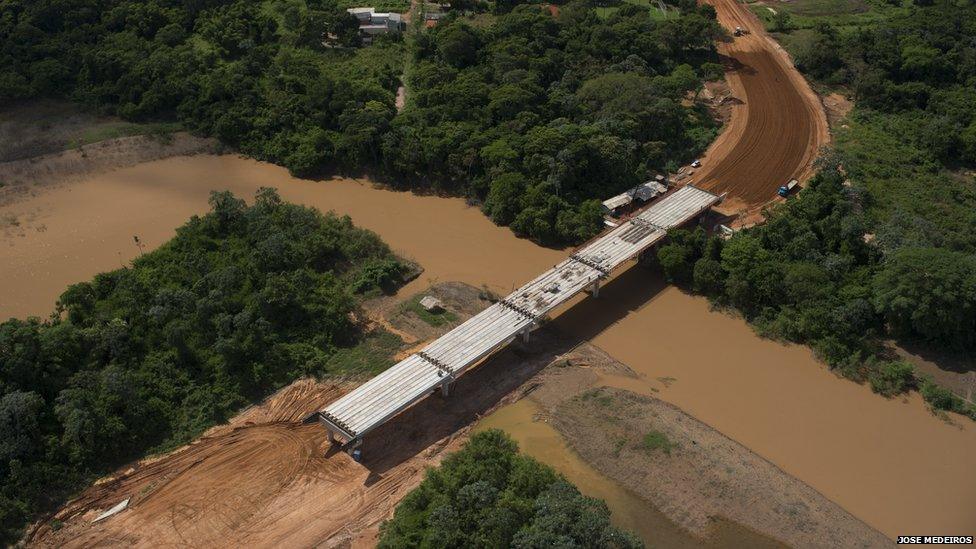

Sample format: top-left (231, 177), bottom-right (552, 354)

top-left (347, 7), bottom-right (405, 43)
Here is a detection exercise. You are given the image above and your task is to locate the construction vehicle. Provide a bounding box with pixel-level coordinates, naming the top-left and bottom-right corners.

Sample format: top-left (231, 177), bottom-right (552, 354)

top-left (778, 178), bottom-right (798, 198)
top-left (733, 26), bottom-right (747, 36)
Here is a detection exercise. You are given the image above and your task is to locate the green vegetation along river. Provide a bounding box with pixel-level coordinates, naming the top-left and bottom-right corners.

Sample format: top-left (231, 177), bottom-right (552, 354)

top-left (1, 154), bottom-right (974, 539)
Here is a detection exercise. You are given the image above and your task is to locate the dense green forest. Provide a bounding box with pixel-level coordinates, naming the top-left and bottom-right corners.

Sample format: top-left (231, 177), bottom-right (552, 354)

top-left (0, 189), bottom-right (410, 543)
top-left (0, 0), bottom-right (402, 176)
top-left (379, 429), bottom-right (642, 548)
top-left (658, 0), bottom-right (976, 418)
top-left (385, 2), bottom-right (723, 243)
top-left (0, 0), bottom-right (723, 245)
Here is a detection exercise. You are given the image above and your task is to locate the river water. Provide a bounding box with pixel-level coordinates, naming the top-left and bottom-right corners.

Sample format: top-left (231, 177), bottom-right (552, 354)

top-left (476, 399), bottom-right (786, 548)
top-left (1, 154), bottom-right (973, 541)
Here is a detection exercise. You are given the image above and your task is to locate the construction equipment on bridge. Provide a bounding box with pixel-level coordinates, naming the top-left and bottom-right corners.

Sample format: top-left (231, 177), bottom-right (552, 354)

top-left (601, 180), bottom-right (668, 217)
top-left (318, 185), bottom-right (721, 451)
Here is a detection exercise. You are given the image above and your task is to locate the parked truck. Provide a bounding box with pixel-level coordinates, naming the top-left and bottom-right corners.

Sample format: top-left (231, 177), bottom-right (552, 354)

top-left (778, 179), bottom-right (799, 197)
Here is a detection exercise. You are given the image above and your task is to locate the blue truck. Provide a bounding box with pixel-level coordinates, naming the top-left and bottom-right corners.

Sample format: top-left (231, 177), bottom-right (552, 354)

top-left (778, 179), bottom-right (799, 198)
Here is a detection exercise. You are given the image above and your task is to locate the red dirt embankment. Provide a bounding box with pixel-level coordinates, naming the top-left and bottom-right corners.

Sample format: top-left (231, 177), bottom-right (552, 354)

top-left (27, 285), bottom-right (562, 548)
top-left (693, 0), bottom-right (829, 214)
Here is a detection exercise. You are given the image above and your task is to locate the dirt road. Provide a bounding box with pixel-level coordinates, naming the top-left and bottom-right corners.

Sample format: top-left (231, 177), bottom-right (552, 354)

top-left (693, 0), bottom-right (828, 211)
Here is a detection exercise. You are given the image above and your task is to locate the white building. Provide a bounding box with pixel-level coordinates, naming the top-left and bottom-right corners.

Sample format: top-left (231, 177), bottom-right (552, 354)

top-left (347, 7), bottom-right (404, 42)
top-left (601, 180), bottom-right (669, 215)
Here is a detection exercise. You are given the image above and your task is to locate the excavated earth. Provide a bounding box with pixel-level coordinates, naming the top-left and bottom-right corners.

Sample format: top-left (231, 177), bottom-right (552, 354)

top-left (27, 284), bottom-right (556, 548)
top-left (25, 0), bottom-right (833, 545)
top-left (693, 0), bottom-right (829, 217)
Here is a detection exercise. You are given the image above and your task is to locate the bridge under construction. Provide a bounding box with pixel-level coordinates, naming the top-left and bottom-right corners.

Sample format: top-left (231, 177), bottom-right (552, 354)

top-left (317, 185), bottom-right (721, 449)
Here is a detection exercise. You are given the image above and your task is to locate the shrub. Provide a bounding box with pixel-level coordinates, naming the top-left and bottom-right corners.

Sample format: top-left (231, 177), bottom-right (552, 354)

top-left (379, 430), bottom-right (642, 548)
top-left (868, 360), bottom-right (915, 397)
top-left (638, 430), bottom-right (675, 455)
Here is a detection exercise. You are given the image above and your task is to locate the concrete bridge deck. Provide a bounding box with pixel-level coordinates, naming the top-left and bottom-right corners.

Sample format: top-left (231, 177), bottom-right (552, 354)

top-left (319, 185), bottom-right (721, 446)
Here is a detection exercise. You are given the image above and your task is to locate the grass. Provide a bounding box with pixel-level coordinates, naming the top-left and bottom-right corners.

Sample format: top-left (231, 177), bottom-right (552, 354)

top-left (581, 389), bottom-right (615, 408)
top-left (66, 121), bottom-right (183, 149)
top-left (835, 111), bottom-right (976, 251)
top-left (612, 437), bottom-right (627, 457)
top-left (324, 329), bottom-right (405, 376)
top-left (596, 0), bottom-right (678, 20)
top-left (399, 294), bottom-right (458, 327)
top-left (335, 0), bottom-right (410, 12)
top-left (638, 430), bottom-right (675, 455)
top-left (748, 0), bottom-right (908, 33)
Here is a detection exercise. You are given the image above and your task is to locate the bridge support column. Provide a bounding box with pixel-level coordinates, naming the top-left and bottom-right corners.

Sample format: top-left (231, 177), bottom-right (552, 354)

top-left (591, 280), bottom-right (600, 298)
top-left (441, 380), bottom-right (452, 397)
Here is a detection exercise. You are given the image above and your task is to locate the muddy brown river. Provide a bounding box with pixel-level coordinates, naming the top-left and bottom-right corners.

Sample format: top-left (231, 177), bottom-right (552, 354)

top-left (477, 399), bottom-right (786, 548)
top-left (2, 154), bottom-right (974, 541)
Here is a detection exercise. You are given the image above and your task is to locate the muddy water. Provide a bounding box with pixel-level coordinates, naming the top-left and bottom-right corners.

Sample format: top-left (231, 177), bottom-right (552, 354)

top-left (549, 266), bottom-right (976, 539)
top-left (476, 399), bottom-right (786, 548)
top-left (0, 154), bottom-right (563, 320)
top-left (2, 154), bottom-right (975, 540)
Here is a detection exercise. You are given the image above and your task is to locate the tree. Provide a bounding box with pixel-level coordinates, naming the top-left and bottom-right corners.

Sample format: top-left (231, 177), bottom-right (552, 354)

top-left (379, 430), bottom-right (641, 548)
top-left (872, 248), bottom-right (976, 349)
top-left (437, 24), bottom-right (481, 68)
top-left (0, 392), bottom-right (45, 465)
top-left (770, 11), bottom-right (793, 33)
top-left (868, 360), bottom-right (915, 397)
top-left (0, 189), bottom-right (410, 543)
top-left (484, 172), bottom-right (527, 225)
top-left (961, 121), bottom-right (976, 164)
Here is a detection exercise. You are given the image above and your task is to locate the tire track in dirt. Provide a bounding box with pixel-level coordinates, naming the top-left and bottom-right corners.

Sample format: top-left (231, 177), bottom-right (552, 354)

top-left (693, 0), bottom-right (828, 211)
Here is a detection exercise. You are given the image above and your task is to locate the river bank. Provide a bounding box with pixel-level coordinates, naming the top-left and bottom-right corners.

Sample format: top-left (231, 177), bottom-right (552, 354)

top-left (4, 152), bottom-right (974, 542)
top-left (33, 282), bottom-right (877, 548)
top-left (0, 153), bottom-right (564, 320)
top-left (481, 341), bottom-right (892, 547)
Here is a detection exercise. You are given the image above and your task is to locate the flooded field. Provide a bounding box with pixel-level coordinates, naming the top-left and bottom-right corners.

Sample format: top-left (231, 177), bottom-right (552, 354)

top-left (2, 154), bottom-right (974, 541)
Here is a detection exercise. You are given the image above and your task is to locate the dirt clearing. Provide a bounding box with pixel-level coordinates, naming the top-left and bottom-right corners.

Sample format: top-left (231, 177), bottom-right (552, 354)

top-left (693, 0), bottom-right (828, 214)
top-left (26, 283), bottom-right (554, 548)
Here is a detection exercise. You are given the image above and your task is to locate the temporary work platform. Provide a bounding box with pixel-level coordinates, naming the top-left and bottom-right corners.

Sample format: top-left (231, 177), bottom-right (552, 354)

top-left (319, 185), bottom-right (720, 447)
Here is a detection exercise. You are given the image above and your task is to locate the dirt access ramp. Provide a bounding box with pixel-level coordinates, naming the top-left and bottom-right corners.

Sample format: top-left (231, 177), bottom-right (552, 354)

top-left (27, 284), bottom-right (556, 548)
top-left (693, 0), bottom-right (829, 215)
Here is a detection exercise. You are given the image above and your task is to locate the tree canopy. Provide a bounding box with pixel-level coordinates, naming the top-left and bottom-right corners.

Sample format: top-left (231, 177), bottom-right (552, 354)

top-left (379, 429), bottom-right (643, 548)
top-left (0, 189), bottom-right (410, 544)
top-left (0, 0), bottom-right (404, 176)
top-left (385, 2), bottom-right (722, 244)
top-left (1, 0), bottom-right (723, 245)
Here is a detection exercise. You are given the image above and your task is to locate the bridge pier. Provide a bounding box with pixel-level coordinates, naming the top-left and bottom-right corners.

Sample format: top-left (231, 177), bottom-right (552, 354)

top-left (315, 186), bottom-right (721, 449)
